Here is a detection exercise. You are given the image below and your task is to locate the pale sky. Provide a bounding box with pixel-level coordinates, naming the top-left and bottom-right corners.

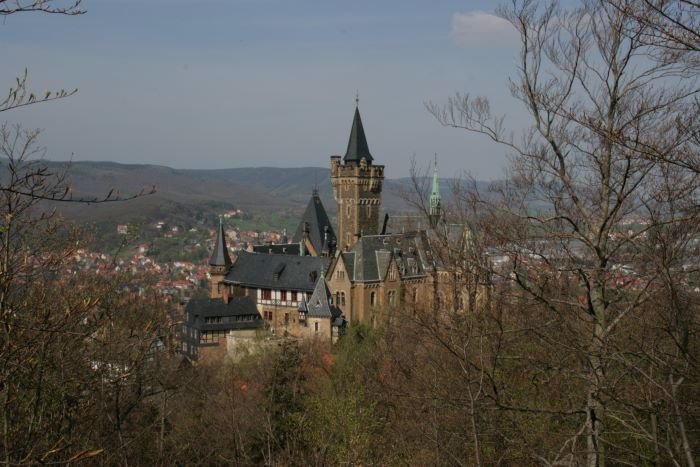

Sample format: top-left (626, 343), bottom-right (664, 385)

top-left (1, 0), bottom-right (530, 179)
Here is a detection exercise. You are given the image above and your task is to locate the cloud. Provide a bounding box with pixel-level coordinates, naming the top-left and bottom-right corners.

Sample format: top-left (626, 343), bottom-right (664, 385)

top-left (450, 11), bottom-right (519, 48)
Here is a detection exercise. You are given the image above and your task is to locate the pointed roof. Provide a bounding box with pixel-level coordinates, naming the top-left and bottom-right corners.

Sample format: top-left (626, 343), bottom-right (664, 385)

top-left (298, 274), bottom-right (341, 319)
top-left (344, 106), bottom-right (373, 164)
top-left (292, 190), bottom-right (336, 255)
top-left (209, 216), bottom-right (232, 267)
top-left (430, 157), bottom-right (442, 216)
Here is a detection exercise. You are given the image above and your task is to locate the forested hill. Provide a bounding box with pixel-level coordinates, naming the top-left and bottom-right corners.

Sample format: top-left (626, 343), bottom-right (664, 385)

top-left (36, 160), bottom-right (479, 223)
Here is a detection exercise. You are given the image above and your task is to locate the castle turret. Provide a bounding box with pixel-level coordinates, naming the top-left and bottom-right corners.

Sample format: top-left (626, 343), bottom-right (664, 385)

top-left (429, 156), bottom-right (442, 228)
top-left (209, 216), bottom-right (232, 299)
top-left (331, 103), bottom-right (384, 250)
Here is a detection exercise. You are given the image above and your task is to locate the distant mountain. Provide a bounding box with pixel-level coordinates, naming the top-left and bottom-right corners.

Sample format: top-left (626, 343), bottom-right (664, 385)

top-left (27, 161), bottom-right (488, 225)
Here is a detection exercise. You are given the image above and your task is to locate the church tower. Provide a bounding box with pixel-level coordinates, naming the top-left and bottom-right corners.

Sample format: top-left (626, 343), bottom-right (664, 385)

top-left (209, 216), bottom-right (232, 299)
top-left (429, 156), bottom-right (442, 228)
top-left (331, 103), bottom-right (385, 250)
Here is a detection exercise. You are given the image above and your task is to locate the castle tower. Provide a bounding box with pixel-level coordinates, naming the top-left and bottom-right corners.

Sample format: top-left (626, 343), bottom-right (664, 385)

top-left (429, 156), bottom-right (442, 228)
top-left (209, 216), bottom-right (232, 299)
top-left (330, 104), bottom-right (384, 250)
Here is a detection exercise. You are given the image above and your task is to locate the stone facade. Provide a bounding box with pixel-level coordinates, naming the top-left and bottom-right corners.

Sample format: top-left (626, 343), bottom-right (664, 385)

top-left (331, 155), bottom-right (384, 250)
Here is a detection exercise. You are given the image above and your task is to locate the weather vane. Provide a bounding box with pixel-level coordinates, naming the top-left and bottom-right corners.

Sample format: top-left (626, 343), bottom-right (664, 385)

top-left (355, 90), bottom-right (359, 107)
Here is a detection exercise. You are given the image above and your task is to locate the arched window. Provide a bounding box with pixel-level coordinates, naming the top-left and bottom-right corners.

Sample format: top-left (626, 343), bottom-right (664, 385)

top-left (388, 290), bottom-right (396, 305)
top-left (370, 291), bottom-right (377, 307)
top-left (340, 291), bottom-right (346, 306)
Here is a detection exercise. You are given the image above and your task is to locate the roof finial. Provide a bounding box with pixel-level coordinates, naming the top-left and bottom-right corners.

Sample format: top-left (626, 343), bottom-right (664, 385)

top-left (355, 90), bottom-right (359, 107)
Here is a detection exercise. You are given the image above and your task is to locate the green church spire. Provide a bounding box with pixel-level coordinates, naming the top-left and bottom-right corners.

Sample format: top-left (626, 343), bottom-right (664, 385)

top-left (429, 155), bottom-right (441, 228)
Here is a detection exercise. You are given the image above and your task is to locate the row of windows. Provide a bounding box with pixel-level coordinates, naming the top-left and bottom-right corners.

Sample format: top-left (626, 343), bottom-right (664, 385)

top-left (263, 311), bottom-right (295, 325)
top-left (367, 289), bottom-right (417, 307)
top-left (261, 289), bottom-right (300, 301)
top-left (200, 330), bottom-right (227, 343)
top-left (203, 315), bottom-right (257, 324)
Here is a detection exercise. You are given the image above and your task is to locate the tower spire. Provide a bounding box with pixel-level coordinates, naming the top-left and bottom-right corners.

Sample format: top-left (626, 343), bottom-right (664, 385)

top-left (344, 103), bottom-right (373, 164)
top-left (429, 155), bottom-right (442, 228)
top-left (209, 215), bottom-right (232, 267)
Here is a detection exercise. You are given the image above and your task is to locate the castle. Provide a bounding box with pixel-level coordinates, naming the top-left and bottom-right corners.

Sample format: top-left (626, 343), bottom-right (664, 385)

top-left (181, 104), bottom-right (472, 363)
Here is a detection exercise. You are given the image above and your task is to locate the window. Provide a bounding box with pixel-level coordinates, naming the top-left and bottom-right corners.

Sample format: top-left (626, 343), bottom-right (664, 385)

top-left (262, 289), bottom-right (272, 300)
top-left (201, 330), bottom-right (226, 343)
top-left (388, 266), bottom-right (396, 281)
top-left (340, 291), bottom-right (346, 306)
top-left (264, 310), bottom-right (273, 321)
top-left (388, 290), bottom-right (396, 306)
top-left (370, 291), bottom-right (377, 307)
top-left (314, 322), bottom-right (319, 333)
top-left (291, 291), bottom-right (298, 302)
top-left (336, 270), bottom-right (345, 280)
top-left (412, 289), bottom-right (418, 304)
top-left (280, 290), bottom-right (287, 301)
top-left (284, 313), bottom-right (289, 324)
top-left (346, 203), bottom-right (352, 218)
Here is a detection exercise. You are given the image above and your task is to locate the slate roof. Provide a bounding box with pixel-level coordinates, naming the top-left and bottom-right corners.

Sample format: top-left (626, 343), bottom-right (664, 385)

top-left (344, 106), bottom-right (373, 165)
top-left (209, 217), bottom-right (232, 267)
top-left (344, 234), bottom-right (429, 283)
top-left (185, 296), bottom-right (261, 332)
top-left (298, 275), bottom-right (341, 319)
top-left (252, 243), bottom-right (301, 255)
top-left (223, 250), bottom-right (330, 292)
top-left (292, 190), bottom-right (336, 255)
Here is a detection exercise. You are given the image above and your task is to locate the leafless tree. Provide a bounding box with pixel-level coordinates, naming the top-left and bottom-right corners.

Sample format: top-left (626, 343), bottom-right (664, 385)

top-left (429, 0), bottom-right (700, 465)
top-left (1, 1), bottom-right (84, 113)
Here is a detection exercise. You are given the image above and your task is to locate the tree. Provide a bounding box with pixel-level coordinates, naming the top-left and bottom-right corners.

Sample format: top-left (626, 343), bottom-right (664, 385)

top-left (605, 0), bottom-right (700, 176)
top-left (429, 0), bottom-right (700, 465)
top-left (0, 4), bottom-right (169, 463)
top-left (1, 1), bottom-right (83, 113)
top-left (0, 123), bottom-right (174, 464)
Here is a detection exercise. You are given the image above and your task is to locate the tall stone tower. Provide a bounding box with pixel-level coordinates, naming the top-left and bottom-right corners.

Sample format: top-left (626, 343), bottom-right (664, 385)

top-left (331, 104), bottom-right (384, 250)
